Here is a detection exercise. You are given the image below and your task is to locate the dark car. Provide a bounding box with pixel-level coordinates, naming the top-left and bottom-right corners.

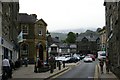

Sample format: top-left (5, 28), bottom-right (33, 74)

top-left (67, 57), bottom-right (78, 63)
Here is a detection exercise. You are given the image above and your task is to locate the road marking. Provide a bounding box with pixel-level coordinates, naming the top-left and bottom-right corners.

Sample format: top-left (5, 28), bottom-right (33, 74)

top-left (51, 68), bottom-right (71, 78)
top-left (94, 64), bottom-right (99, 80)
top-left (88, 76), bottom-right (94, 78)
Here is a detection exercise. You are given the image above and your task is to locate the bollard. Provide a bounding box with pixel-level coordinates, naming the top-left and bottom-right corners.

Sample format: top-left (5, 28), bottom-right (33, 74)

top-left (50, 65), bottom-right (54, 73)
top-left (57, 61), bottom-right (59, 67)
top-left (54, 61), bottom-right (56, 69)
top-left (63, 61), bottom-right (65, 68)
top-left (58, 61), bottom-right (61, 70)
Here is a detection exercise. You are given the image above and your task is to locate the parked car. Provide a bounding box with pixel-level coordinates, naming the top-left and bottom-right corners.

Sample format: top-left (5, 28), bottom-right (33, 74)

top-left (97, 51), bottom-right (106, 60)
top-left (55, 56), bottom-right (70, 62)
top-left (87, 54), bottom-right (95, 61)
top-left (73, 54), bottom-right (81, 61)
top-left (66, 57), bottom-right (78, 63)
top-left (80, 55), bottom-right (85, 60)
top-left (83, 56), bottom-right (93, 62)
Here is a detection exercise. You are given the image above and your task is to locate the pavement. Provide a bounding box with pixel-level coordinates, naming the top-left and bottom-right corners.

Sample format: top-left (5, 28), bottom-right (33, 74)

top-left (9, 61), bottom-right (80, 79)
top-left (96, 62), bottom-right (119, 80)
top-left (2, 60), bottom-right (119, 80)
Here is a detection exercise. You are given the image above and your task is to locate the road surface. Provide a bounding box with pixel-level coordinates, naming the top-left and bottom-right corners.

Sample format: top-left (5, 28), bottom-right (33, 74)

top-left (53, 60), bottom-right (98, 80)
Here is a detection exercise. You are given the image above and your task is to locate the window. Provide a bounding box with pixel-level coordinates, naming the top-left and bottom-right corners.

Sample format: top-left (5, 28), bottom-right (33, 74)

top-left (21, 25), bottom-right (29, 35)
top-left (38, 30), bottom-right (42, 35)
top-left (38, 28), bottom-right (42, 35)
top-left (20, 44), bottom-right (29, 56)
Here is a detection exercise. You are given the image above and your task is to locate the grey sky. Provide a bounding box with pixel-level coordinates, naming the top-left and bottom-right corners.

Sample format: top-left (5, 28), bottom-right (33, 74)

top-left (19, 0), bottom-right (105, 32)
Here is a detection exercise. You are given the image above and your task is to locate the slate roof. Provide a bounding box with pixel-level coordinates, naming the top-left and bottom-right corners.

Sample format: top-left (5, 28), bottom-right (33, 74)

top-left (52, 37), bottom-right (60, 43)
top-left (17, 13), bottom-right (37, 23)
top-left (76, 30), bottom-right (100, 42)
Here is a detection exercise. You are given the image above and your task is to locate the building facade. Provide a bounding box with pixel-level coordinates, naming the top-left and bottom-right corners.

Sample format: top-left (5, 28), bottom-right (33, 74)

top-left (17, 13), bottom-right (37, 63)
top-left (35, 19), bottom-right (47, 62)
top-left (98, 26), bottom-right (107, 52)
top-left (0, 0), bottom-right (19, 76)
top-left (104, 1), bottom-right (120, 78)
top-left (59, 43), bottom-right (70, 55)
top-left (76, 30), bottom-right (100, 55)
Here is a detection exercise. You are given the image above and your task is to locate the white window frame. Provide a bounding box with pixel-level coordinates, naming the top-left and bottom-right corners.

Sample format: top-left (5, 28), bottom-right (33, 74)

top-left (21, 25), bottom-right (29, 35)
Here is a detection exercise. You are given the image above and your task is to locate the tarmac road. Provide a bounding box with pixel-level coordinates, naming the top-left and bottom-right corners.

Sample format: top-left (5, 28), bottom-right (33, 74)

top-left (53, 60), bottom-right (98, 80)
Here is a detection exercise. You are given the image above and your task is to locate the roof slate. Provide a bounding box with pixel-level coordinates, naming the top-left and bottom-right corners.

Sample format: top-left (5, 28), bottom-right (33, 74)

top-left (17, 13), bottom-right (36, 23)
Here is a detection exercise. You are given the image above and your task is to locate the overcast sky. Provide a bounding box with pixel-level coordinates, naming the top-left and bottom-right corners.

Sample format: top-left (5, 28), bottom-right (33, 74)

top-left (19, 0), bottom-right (105, 32)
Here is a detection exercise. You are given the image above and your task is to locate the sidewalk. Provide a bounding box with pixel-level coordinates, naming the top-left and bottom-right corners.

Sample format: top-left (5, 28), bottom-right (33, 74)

top-left (97, 62), bottom-right (119, 80)
top-left (11, 61), bottom-right (80, 79)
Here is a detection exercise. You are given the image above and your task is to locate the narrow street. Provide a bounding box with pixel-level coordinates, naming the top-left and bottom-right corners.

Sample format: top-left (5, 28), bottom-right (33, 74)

top-left (53, 60), bottom-right (98, 80)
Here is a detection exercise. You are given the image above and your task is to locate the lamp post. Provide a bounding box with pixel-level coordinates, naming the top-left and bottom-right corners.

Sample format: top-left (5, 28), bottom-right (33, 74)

top-left (46, 31), bottom-right (50, 64)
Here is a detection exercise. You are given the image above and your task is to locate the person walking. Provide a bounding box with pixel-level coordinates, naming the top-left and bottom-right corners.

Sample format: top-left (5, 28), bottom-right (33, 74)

top-left (37, 58), bottom-right (43, 73)
top-left (49, 56), bottom-right (55, 73)
top-left (105, 57), bottom-right (111, 73)
top-left (99, 59), bottom-right (104, 74)
top-left (2, 57), bottom-right (10, 80)
top-left (9, 60), bottom-right (14, 78)
top-left (24, 57), bottom-right (28, 67)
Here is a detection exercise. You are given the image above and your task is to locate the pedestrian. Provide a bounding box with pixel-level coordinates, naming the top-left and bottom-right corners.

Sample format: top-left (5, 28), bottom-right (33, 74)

top-left (106, 57), bottom-right (111, 73)
top-left (24, 57), bottom-right (28, 67)
top-left (48, 56), bottom-right (54, 73)
top-left (37, 58), bottom-right (43, 73)
top-left (2, 56), bottom-right (10, 80)
top-left (99, 59), bottom-right (104, 74)
top-left (9, 60), bottom-right (14, 78)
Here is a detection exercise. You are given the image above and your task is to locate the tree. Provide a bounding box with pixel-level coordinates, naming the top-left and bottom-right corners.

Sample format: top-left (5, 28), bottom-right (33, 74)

top-left (66, 32), bottom-right (76, 44)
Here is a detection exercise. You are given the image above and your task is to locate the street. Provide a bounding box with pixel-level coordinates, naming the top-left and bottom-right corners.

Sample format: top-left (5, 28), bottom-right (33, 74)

top-left (52, 60), bottom-right (98, 80)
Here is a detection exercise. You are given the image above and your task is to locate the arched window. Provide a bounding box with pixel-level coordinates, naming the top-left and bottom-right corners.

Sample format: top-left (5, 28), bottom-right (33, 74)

top-left (20, 43), bottom-right (29, 56)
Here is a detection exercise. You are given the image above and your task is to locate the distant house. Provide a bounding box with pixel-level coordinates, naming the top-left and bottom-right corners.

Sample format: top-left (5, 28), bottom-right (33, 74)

top-left (70, 44), bottom-right (77, 54)
top-left (59, 43), bottom-right (70, 55)
top-left (48, 36), bottom-right (60, 56)
top-left (48, 43), bottom-right (59, 56)
top-left (76, 30), bottom-right (100, 55)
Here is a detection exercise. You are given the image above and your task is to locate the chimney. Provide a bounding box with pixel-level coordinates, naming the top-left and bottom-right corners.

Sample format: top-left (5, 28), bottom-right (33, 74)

top-left (30, 14), bottom-right (37, 19)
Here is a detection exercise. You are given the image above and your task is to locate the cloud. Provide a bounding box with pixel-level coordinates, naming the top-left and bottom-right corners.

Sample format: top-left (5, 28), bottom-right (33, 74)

top-left (19, 0), bottom-right (105, 32)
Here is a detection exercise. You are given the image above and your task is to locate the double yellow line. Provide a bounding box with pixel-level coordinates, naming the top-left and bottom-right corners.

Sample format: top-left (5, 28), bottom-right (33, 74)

top-left (94, 64), bottom-right (100, 80)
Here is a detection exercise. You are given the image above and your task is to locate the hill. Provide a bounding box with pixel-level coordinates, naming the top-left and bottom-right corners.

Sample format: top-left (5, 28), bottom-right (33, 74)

top-left (50, 32), bottom-right (67, 40)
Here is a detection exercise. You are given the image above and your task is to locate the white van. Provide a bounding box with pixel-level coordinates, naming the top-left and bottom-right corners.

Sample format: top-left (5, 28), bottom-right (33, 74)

top-left (97, 51), bottom-right (106, 60)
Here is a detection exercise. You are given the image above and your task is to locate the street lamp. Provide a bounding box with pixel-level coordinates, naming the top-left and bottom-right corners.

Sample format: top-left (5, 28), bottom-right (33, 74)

top-left (46, 30), bottom-right (50, 64)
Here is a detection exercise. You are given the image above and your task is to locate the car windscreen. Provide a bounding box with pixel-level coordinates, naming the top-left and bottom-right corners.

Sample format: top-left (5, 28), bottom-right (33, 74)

top-left (100, 53), bottom-right (106, 56)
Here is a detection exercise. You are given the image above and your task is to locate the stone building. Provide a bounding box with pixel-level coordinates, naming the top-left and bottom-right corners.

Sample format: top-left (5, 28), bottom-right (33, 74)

top-left (48, 37), bottom-right (60, 56)
top-left (17, 13), bottom-right (37, 63)
top-left (104, 1), bottom-right (120, 78)
top-left (98, 26), bottom-right (107, 52)
top-left (76, 30), bottom-right (100, 55)
top-left (18, 14), bottom-right (48, 63)
top-left (59, 43), bottom-right (70, 55)
top-left (35, 19), bottom-right (47, 62)
top-left (0, 0), bottom-right (19, 77)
